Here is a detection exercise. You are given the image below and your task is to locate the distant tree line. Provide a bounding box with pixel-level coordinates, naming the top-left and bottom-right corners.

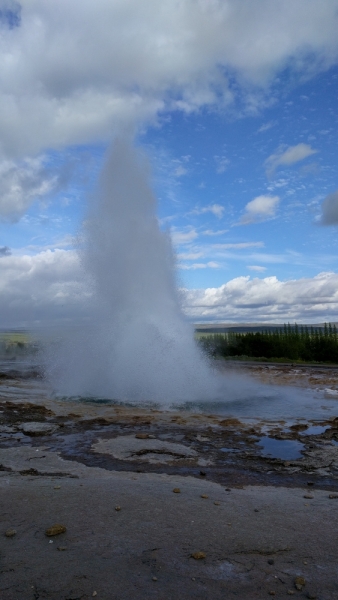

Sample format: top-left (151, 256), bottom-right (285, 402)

top-left (198, 323), bottom-right (338, 363)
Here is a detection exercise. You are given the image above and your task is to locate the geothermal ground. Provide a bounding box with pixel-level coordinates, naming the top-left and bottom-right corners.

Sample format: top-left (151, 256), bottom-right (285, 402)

top-left (0, 362), bottom-right (338, 599)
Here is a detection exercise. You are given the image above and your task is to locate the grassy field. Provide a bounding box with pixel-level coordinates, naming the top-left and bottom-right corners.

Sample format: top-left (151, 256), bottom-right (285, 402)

top-left (0, 330), bottom-right (37, 357)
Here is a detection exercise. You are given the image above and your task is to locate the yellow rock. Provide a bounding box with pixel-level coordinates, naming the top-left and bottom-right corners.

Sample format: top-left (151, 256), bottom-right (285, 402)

top-left (191, 551), bottom-right (206, 560)
top-left (45, 524), bottom-right (67, 536)
top-left (5, 529), bottom-right (16, 538)
top-left (294, 576), bottom-right (305, 590)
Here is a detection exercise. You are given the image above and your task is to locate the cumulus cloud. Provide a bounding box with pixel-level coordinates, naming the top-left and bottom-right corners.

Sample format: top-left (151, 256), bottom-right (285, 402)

top-left (0, 157), bottom-right (58, 221)
top-left (2, 249), bottom-right (338, 326)
top-left (319, 189), bottom-right (338, 225)
top-left (0, 1), bottom-right (337, 161)
top-left (265, 143), bottom-right (318, 176)
top-left (240, 195), bottom-right (280, 224)
top-left (183, 272), bottom-right (338, 322)
top-left (0, 249), bottom-right (89, 327)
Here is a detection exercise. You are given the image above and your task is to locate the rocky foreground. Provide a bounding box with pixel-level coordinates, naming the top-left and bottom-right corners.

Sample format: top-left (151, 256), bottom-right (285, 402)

top-left (0, 363), bottom-right (337, 599)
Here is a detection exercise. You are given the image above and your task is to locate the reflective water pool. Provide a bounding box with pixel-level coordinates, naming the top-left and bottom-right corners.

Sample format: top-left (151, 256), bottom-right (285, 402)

top-left (257, 436), bottom-right (304, 460)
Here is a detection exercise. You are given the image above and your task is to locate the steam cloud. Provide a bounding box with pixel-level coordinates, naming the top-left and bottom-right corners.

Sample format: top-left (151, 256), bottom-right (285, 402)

top-left (45, 138), bottom-right (219, 403)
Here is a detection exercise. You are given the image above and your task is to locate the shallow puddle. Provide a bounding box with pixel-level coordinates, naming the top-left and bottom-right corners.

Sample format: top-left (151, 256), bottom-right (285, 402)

top-left (302, 425), bottom-right (328, 436)
top-left (257, 436), bottom-right (304, 460)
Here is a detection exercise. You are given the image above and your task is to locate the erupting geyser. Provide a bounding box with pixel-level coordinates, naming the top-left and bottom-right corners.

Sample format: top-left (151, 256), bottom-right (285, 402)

top-left (46, 137), bottom-right (219, 403)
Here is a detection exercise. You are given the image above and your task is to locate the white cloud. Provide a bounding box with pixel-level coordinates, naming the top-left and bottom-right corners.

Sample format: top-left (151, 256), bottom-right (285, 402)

top-left (214, 156), bottom-right (230, 174)
top-left (180, 261), bottom-right (220, 270)
top-left (319, 189), bottom-right (338, 225)
top-left (202, 229), bottom-right (229, 236)
top-left (0, 1), bottom-right (337, 162)
top-left (240, 195), bottom-right (280, 224)
top-left (1, 249), bottom-right (338, 326)
top-left (257, 121), bottom-right (275, 133)
top-left (0, 157), bottom-right (58, 221)
top-left (265, 143), bottom-right (318, 176)
top-left (183, 272), bottom-right (338, 322)
top-left (247, 265), bottom-right (267, 272)
top-left (170, 226), bottom-right (198, 245)
top-left (174, 165), bottom-right (188, 177)
top-left (213, 241), bottom-right (264, 249)
top-left (0, 249), bottom-right (89, 327)
top-left (177, 251), bottom-right (204, 260)
top-left (193, 203), bottom-right (225, 219)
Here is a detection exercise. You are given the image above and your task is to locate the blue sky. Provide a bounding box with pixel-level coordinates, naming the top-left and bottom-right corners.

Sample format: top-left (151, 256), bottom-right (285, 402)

top-left (1, 0), bottom-right (338, 325)
top-left (143, 68), bottom-right (338, 288)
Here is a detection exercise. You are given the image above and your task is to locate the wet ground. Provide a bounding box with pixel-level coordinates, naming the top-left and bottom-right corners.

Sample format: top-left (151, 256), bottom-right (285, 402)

top-left (1, 360), bottom-right (338, 599)
top-left (0, 360), bottom-right (337, 491)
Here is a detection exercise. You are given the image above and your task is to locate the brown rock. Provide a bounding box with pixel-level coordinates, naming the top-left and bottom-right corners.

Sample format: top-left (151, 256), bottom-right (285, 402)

top-left (173, 488), bottom-right (181, 493)
top-left (57, 546), bottom-right (67, 551)
top-left (152, 577), bottom-right (158, 581)
top-left (294, 576), bottom-right (306, 590)
top-left (5, 529), bottom-right (16, 538)
top-left (269, 592), bottom-right (276, 596)
top-left (135, 433), bottom-right (149, 439)
top-left (214, 501), bottom-right (220, 505)
top-left (115, 505), bottom-right (121, 511)
top-left (191, 551), bottom-right (206, 560)
top-left (201, 494), bottom-right (209, 499)
top-left (303, 494), bottom-right (314, 499)
top-left (45, 524), bottom-right (67, 536)
top-left (329, 494), bottom-right (338, 499)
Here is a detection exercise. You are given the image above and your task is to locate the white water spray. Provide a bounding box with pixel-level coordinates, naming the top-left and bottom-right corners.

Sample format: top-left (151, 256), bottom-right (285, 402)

top-left (46, 138), bottom-right (220, 403)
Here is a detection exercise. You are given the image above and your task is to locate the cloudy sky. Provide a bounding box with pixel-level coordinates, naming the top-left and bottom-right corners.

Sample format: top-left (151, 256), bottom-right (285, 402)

top-left (1, 0), bottom-right (338, 326)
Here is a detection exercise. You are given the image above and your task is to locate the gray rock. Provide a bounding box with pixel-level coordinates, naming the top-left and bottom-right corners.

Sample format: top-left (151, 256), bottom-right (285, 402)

top-left (18, 422), bottom-right (57, 436)
top-left (92, 435), bottom-right (205, 465)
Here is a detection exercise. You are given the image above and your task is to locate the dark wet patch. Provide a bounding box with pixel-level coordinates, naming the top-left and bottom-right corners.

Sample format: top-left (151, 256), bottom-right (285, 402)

top-left (0, 374), bottom-right (337, 491)
top-left (302, 425), bottom-right (328, 435)
top-left (257, 436), bottom-right (304, 460)
top-left (4, 417), bottom-right (330, 491)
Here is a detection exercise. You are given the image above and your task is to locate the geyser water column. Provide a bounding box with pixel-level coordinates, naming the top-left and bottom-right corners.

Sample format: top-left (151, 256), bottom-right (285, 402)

top-left (48, 137), bottom-right (218, 403)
